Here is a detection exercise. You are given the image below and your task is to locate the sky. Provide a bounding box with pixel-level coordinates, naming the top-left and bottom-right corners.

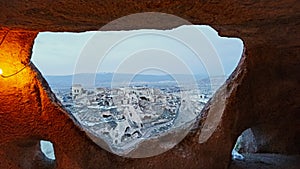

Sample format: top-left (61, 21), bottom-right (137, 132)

top-left (32, 25), bottom-right (243, 77)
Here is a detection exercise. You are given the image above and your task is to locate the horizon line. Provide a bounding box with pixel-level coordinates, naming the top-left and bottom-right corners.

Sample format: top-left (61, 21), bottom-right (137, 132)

top-left (44, 72), bottom-right (228, 77)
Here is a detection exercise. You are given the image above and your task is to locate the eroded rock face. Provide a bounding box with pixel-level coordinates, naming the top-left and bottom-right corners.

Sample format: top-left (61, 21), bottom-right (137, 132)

top-left (0, 1), bottom-right (299, 169)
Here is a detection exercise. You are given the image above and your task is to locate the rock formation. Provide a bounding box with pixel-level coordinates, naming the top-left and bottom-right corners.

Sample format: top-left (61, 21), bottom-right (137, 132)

top-left (0, 1), bottom-right (299, 169)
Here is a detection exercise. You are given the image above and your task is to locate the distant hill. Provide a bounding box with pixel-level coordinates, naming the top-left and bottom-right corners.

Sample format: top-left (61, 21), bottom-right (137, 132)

top-left (45, 73), bottom-right (226, 90)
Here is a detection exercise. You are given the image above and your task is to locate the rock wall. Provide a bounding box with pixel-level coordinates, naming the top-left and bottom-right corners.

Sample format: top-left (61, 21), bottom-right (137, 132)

top-left (0, 1), bottom-right (299, 169)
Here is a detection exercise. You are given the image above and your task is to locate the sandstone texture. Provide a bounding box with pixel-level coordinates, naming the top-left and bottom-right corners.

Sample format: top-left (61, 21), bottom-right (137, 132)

top-left (0, 1), bottom-right (299, 169)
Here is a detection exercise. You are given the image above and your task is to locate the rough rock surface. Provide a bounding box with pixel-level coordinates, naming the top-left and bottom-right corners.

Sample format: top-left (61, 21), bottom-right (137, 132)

top-left (0, 1), bottom-right (299, 169)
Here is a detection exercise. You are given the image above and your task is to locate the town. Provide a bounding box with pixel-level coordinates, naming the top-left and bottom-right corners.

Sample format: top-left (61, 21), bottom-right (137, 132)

top-left (53, 84), bottom-right (211, 149)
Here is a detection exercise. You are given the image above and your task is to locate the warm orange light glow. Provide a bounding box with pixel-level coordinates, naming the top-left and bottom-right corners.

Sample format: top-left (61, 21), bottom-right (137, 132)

top-left (0, 30), bottom-right (37, 87)
top-left (0, 64), bottom-right (30, 78)
top-left (0, 63), bottom-right (33, 87)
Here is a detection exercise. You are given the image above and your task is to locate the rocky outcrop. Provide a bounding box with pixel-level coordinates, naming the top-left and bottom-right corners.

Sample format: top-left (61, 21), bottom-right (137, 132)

top-left (0, 1), bottom-right (299, 169)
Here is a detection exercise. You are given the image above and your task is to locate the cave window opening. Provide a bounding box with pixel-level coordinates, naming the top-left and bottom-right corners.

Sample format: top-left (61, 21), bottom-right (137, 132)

top-left (40, 140), bottom-right (56, 160)
top-left (32, 25), bottom-right (243, 158)
top-left (232, 128), bottom-right (257, 161)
